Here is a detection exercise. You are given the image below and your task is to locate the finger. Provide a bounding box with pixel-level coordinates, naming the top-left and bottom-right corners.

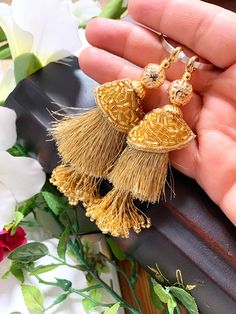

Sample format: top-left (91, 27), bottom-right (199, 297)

top-left (170, 140), bottom-right (198, 179)
top-left (79, 46), bottom-right (202, 131)
top-left (129, 0), bottom-right (236, 68)
top-left (85, 18), bottom-right (220, 94)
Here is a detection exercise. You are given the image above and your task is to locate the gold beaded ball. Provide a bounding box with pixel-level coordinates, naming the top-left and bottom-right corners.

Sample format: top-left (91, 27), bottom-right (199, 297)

top-left (141, 64), bottom-right (166, 89)
top-left (169, 79), bottom-right (193, 106)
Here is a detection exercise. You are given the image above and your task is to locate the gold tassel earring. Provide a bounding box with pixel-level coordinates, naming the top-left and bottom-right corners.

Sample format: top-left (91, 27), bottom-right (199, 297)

top-left (50, 48), bottom-right (181, 206)
top-left (86, 56), bottom-right (197, 238)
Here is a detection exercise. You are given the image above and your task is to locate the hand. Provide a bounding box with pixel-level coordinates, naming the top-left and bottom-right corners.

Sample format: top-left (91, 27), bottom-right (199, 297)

top-left (80, 0), bottom-right (236, 225)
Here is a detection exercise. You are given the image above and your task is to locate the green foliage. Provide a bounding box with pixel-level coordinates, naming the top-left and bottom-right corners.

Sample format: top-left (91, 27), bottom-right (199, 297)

top-left (50, 293), bottom-right (70, 307)
top-left (0, 27), bottom-right (6, 42)
top-left (8, 242), bottom-right (48, 263)
top-left (82, 269), bottom-right (102, 311)
top-left (10, 261), bottom-right (25, 283)
top-left (106, 237), bottom-right (127, 261)
top-left (42, 191), bottom-right (68, 216)
top-left (104, 302), bottom-right (120, 314)
top-left (148, 276), bottom-right (163, 310)
top-left (0, 44), bottom-right (11, 59)
top-left (29, 264), bottom-right (60, 276)
top-left (82, 284), bottom-right (102, 311)
top-left (8, 144), bottom-right (28, 157)
top-left (57, 226), bottom-right (70, 260)
top-left (149, 270), bottom-right (199, 314)
top-left (82, 298), bottom-right (97, 311)
top-left (169, 286), bottom-right (199, 314)
top-left (80, 0), bottom-right (127, 28)
top-left (99, 0), bottom-right (127, 19)
top-left (1, 261), bottom-right (25, 283)
top-left (56, 278), bottom-right (72, 292)
top-left (153, 282), bottom-right (177, 314)
top-left (18, 197), bottom-right (37, 217)
top-left (9, 212), bottom-right (24, 235)
top-left (21, 284), bottom-right (44, 314)
top-left (14, 53), bottom-right (42, 83)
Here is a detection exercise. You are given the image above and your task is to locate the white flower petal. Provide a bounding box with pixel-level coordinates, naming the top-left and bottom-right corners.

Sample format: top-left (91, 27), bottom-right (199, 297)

top-left (0, 151), bottom-right (46, 203)
top-left (72, 0), bottom-right (102, 23)
top-left (12, 0), bottom-right (81, 65)
top-left (0, 3), bottom-right (33, 59)
top-left (0, 107), bottom-right (17, 151)
top-left (77, 28), bottom-right (90, 57)
top-left (0, 182), bottom-right (16, 230)
top-left (0, 64), bottom-right (16, 104)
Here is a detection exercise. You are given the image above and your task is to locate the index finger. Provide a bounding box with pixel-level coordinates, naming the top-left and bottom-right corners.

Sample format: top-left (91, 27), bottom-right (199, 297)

top-left (129, 0), bottom-right (236, 68)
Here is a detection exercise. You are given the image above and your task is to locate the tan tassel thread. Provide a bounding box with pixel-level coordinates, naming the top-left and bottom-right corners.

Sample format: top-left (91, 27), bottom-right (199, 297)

top-left (86, 189), bottom-right (151, 238)
top-left (51, 108), bottom-right (127, 178)
top-left (50, 164), bottom-right (100, 206)
top-left (87, 57), bottom-right (198, 238)
top-left (108, 147), bottom-right (169, 203)
top-left (50, 49), bottom-right (182, 206)
top-left (50, 79), bottom-right (145, 205)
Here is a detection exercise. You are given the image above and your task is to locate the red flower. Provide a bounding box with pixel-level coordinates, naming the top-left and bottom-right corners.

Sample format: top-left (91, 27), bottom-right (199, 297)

top-left (0, 227), bottom-right (27, 262)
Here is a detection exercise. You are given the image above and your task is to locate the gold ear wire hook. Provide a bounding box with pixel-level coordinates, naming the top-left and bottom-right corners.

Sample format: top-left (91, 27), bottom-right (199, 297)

top-left (187, 56), bottom-right (199, 73)
top-left (170, 46), bottom-right (182, 63)
top-left (161, 46), bottom-right (182, 69)
top-left (182, 56), bottom-right (199, 82)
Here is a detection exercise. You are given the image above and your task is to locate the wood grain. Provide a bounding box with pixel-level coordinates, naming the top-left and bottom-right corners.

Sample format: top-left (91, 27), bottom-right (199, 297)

top-left (118, 261), bottom-right (162, 314)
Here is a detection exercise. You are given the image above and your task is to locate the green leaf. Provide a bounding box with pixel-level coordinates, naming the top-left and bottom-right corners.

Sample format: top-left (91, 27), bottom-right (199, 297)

top-left (51, 293), bottom-right (69, 306)
top-left (21, 284), bottom-right (44, 314)
top-left (29, 264), bottom-right (60, 276)
top-left (90, 288), bottom-right (102, 303)
top-left (1, 270), bottom-right (11, 280)
top-left (106, 238), bottom-right (127, 261)
top-left (95, 262), bottom-right (110, 275)
top-left (82, 287), bottom-right (102, 311)
top-left (99, 0), bottom-right (127, 19)
top-left (0, 44), bottom-right (11, 59)
top-left (8, 242), bottom-right (48, 263)
top-left (10, 261), bottom-right (25, 283)
top-left (104, 302), bottom-right (120, 314)
top-left (82, 298), bottom-right (97, 311)
top-left (14, 53), bottom-right (42, 83)
top-left (42, 191), bottom-right (67, 216)
top-left (148, 277), bottom-right (163, 310)
top-left (56, 278), bottom-right (72, 292)
top-left (167, 296), bottom-right (177, 314)
top-left (169, 286), bottom-right (199, 314)
top-left (10, 312), bottom-right (22, 314)
top-left (0, 27), bottom-right (6, 42)
top-left (10, 212), bottom-right (24, 235)
top-left (153, 283), bottom-right (172, 303)
top-left (57, 226), bottom-right (70, 260)
top-left (8, 144), bottom-right (29, 157)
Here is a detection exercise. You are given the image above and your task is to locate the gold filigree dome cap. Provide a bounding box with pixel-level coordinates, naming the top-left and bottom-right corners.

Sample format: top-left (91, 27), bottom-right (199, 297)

top-left (127, 107), bottom-right (196, 153)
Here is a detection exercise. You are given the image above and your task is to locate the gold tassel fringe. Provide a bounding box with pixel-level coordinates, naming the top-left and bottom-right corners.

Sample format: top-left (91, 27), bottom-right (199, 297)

top-left (109, 146), bottom-right (169, 203)
top-left (51, 108), bottom-right (126, 177)
top-left (50, 164), bottom-right (100, 206)
top-left (85, 189), bottom-right (151, 238)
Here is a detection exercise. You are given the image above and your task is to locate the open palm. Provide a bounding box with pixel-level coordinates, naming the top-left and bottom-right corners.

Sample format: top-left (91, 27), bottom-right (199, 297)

top-left (80, 0), bottom-right (236, 225)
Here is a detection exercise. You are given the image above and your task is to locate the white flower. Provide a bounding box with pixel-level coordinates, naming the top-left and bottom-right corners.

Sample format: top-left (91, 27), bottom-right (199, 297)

top-left (0, 0), bottom-right (81, 66)
top-left (0, 107), bottom-right (46, 230)
top-left (72, 0), bottom-right (102, 24)
top-left (0, 62), bottom-right (15, 105)
top-left (0, 0), bottom-right (81, 103)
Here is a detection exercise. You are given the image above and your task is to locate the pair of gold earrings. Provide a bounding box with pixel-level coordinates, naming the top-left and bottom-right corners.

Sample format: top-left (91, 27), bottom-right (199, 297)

top-left (50, 47), bottom-right (196, 238)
